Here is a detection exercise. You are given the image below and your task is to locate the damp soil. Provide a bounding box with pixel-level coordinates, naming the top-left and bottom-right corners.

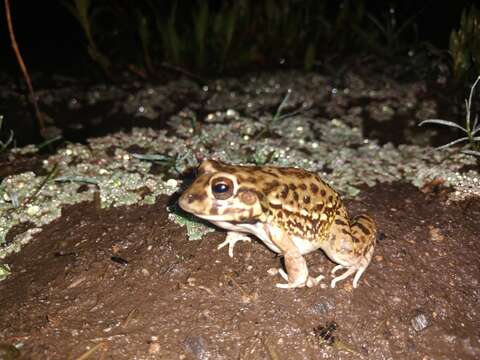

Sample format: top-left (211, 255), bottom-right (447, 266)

top-left (0, 182), bottom-right (479, 359)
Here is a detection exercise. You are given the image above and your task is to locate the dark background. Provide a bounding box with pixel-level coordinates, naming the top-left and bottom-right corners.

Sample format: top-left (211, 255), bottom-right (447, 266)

top-left (0, 0), bottom-right (473, 76)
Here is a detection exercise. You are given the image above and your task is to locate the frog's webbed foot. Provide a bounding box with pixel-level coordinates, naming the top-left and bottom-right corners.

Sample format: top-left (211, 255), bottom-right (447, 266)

top-left (218, 231), bottom-right (251, 258)
top-left (330, 264), bottom-right (367, 288)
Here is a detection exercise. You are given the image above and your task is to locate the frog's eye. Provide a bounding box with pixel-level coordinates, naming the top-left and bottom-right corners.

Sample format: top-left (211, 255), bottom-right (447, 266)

top-left (211, 177), bottom-right (234, 200)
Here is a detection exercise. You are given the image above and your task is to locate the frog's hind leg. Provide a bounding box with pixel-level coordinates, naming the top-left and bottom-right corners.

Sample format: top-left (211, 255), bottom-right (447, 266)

top-left (330, 249), bottom-right (372, 288)
top-left (349, 215), bottom-right (377, 288)
top-left (329, 213), bottom-right (377, 288)
top-left (266, 225), bottom-right (324, 288)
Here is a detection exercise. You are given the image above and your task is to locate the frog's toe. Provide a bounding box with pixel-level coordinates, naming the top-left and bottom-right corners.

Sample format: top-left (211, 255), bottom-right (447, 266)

top-left (352, 265), bottom-right (368, 288)
top-left (276, 280), bottom-right (305, 289)
top-left (331, 264), bottom-right (345, 275)
top-left (218, 231), bottom-right (251, 257)
top-left (278, 268), bottom-right (289, 281)
top-left (330, 267), bottom-right (356, 288)
top-left (306, 274), bottom-right (325, 287)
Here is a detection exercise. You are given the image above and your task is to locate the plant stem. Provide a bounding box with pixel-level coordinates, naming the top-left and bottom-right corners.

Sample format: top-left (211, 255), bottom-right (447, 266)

top-left (4, 0), bottom-right (46, 137)
top-left (466, 76), bottom-right (480, 142)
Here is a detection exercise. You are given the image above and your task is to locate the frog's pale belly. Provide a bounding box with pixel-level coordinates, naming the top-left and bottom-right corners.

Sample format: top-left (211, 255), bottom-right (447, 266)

top-left (290, 235), bottom-right (320, 255)
top-left (179, 159), bottom-right (377, 289)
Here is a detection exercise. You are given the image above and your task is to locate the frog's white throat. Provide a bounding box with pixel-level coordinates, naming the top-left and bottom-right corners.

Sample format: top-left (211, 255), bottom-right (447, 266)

top-left (209, 220), bottom-right (281, 254)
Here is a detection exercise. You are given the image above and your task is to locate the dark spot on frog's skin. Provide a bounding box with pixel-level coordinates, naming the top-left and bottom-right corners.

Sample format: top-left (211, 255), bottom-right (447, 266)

top-left (246, 176), bottom-right (257, 183)
top-left (238, 187), bottom-right (263, 199)
top-left (356, 221), bottom-right (372, 236)
top-left (310, 183), bottom-right (319, 194)
top-left (303, 195), bottom-right (311, 204)
top-left (277, 211), bottom-right (284, 219)
top-left (293, 192), bottom-right (299, 201)
top-left (362, 243), bottom-right (373, 256)
top-left (261, 205), bottom-right (269, 213)
top-left (233, 218), bottom-right (258, 225)
top-left (341, 228), bottom-right (350, 235)
top-left (269, 202), bottom-right (283, 209)
top-left (299, 184), bottom-right (307, 190)
top-left (280, 185), bottom-right (289, 198)
top-left (263, 180), bottom-right (280, 194)
top-left (289, 183), bottom-right (297, 191)
top-left (260, 169), bottom-right (279, 178)
top-left (335, 218), bottom-right (348, 226)
top-left (187, 192), bottom-right (207, 204)
top-left (328, 195), bottom-right (333, 203)
top-left (352, 235), bottom-right (361, 243)
top-left (320, 189), bottom-right (326, 196)
top-left (277, 168), bottom-right (292, 175)
top-left (287, 219), bottom-right (297, 230)
top-left (315, 203), bottom-right (324, 211)
top-left (209, 206), bottom-right (219, 215)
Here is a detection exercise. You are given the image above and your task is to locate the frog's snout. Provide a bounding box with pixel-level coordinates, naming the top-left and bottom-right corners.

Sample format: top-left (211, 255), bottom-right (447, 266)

top-left (178, 192), bottom-right (192, 211)
top-left (178, 189), bottom-right (208, 213)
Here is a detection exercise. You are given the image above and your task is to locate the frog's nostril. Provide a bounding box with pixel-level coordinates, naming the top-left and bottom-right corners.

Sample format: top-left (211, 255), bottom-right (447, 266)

top-left (179, 193), bottom-right (194, 206)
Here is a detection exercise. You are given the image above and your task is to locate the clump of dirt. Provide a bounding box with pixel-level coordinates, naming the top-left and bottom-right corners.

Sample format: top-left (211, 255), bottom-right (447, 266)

top-left (0, 183), bottom-right (479, 359)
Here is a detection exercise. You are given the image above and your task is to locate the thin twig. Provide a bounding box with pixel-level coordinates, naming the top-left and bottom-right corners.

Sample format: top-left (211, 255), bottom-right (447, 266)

top-left (160, 61), bottom-right (206, 84)
top-left (74, 342), bottom-right (106, 360)
top-left (121, 308), bottom-right (137, 329)
top-left (4, 0), bottom-right (46, 136)
top-left (22, 163), bottom-right (59, 207)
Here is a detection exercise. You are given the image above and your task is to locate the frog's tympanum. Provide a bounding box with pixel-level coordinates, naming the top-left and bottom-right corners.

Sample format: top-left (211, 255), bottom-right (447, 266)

top-left (179, 160), bottom-right (377, 289)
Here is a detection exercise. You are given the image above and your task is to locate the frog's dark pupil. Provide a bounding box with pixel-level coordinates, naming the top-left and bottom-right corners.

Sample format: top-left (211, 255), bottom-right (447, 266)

top-left (213, 183), bottom-right (228, 193)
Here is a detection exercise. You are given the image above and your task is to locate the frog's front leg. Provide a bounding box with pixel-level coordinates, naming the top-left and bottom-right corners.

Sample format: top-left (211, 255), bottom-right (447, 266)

top-left (217, 231), bottom-right (251, 258)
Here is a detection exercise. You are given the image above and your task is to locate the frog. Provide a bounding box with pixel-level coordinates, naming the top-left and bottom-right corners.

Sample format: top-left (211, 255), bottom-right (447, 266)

top-left (178, 159), bottom-right (377, 289)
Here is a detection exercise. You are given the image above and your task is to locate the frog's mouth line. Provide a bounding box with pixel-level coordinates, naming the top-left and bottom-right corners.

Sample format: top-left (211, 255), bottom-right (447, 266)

top-left (192, 210), bottom-right (247, 222)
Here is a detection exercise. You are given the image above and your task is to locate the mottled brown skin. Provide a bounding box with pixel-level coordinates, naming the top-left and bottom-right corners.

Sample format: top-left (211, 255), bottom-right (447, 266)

top-left (179, 160), bottom-right (377, 289)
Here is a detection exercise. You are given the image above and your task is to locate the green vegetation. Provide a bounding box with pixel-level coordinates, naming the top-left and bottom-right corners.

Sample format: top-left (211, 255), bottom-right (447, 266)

top-left (449, 5), bottom-right (480, 81)
top-left (419, 76), bottom-right (480, 157)
top-left (60, 0), bottom-right (478, 82)
top-left (62, 0), bottom-right (112, 76)
top-left (354, 5), bottom-right (419, 58)
top-left (61, 0), bottom-right (371, 75)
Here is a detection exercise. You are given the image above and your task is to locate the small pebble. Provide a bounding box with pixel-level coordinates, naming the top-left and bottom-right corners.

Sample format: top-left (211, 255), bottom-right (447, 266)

top-left (166, 179), bottom-right (178, 187)
top-left (141, 268), bottom-right (150, 276)
top-left (267, 268), bottom-right (279, 276)
top-left (428, 226), bottom-right (445, 242)
top-left (411, 313), bottom-right (430, 332)
top-left (148, 342), bottom-right (161, 354)
top-left (183, 336), bottom-right (209, 360)
top-left (111, 256), bottom-right (129, 267)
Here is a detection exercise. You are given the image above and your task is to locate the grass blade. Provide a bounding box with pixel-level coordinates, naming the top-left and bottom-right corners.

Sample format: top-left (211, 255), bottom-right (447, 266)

top-left (435, 137), bottom-right (469, 150)
top-left (419, 119), bottom-right (467, 132)
top-left (462, 149), bottom-right (480, 156)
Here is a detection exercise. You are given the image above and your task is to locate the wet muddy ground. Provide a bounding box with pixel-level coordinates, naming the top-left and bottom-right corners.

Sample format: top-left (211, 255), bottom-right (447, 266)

top-left (1, 181), bottom-right (479, 359)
